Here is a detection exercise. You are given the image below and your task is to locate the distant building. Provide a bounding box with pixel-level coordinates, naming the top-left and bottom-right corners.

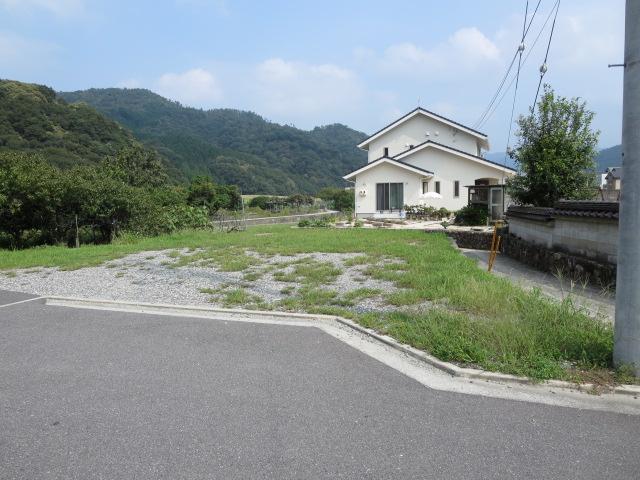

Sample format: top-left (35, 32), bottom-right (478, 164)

top-left (600, 167), bottom-right (622, 202)
top-left (604, 167), bottom-right (623, 191)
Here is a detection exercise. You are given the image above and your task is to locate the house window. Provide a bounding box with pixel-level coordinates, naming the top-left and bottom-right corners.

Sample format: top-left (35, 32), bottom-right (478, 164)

top-left (435, 181), bottom-right (441, 194)
top-left (376, 183), bottom-right (404, 211)
top-left (383, 147), bottom-right (389, 157)
top-left (422, 181), bottom-right (428, 194)
top-left (454, 180), bottom-right (460, 197)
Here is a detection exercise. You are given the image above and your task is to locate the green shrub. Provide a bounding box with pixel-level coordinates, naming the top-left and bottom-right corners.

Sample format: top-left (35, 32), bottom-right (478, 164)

top-left (403, 205), bottom-right (452, 220)
top-left (0, 150), bottom-right (234, 248)
top-left (286, 193), bottom-right (314, 207)
top-left (298, 216), bottom-right (333, 228)
top-left (317, 187), bottom-right (354, 212)
top-left (249, 195), bottom-right (271, 209)
top-left (455, 205), bottom-right (488, 226)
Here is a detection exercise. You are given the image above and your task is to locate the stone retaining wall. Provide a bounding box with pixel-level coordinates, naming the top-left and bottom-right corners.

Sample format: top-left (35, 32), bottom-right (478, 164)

top-left (502, 234), bottom-right (616, 288)
top-left (444, 230), bottom-right (503, 251)
top-left (441, 225), bottom-right (616, 288)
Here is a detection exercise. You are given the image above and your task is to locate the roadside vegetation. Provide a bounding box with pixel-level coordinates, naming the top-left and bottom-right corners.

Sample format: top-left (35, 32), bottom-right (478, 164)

top-left (0, 224), bottom-right (619, 384)
top-left (0, 149), bottom-right (240, 249)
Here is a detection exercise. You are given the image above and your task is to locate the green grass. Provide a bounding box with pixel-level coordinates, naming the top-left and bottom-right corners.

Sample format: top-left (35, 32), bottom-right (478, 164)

top-left (272, 258), bottom-right (342, 285)
top-left (0, 225), bottom-right (618, 382)
top-left (200, 285), bottom-right (268, 310)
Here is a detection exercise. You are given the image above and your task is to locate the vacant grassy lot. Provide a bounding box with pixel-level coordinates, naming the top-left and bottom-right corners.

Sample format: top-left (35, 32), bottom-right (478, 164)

top-left (0, 225), bottom-right (617, 382)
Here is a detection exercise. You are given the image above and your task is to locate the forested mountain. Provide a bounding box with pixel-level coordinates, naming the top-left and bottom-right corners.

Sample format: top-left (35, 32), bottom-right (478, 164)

top-left (59, 88), bottom-right (368, 194)
top-left (596, 144), bottom-right (622, 171)
top-left (0, 80), bottom-right (144, 169)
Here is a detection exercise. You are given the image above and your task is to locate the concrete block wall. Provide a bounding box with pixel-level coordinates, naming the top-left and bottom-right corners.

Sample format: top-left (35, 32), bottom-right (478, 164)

top-left (508, 219), bottom-right (554, 249)
top-left (553, 217), bottom-right (618, 264)
top-left (508, 216), bottom-right (618, 265)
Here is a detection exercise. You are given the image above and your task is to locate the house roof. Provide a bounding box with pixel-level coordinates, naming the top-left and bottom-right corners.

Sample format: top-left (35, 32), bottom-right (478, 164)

top-left (507, 202), bottom-right (619, 222)
top-left (357, 107), bottom-right (490, 151)
top-left (342, 156), bottom-right (434, 181)
top-left (393, 140), bottom-right (517, 174)
top-left (553, 201), bottom-right (619, 220)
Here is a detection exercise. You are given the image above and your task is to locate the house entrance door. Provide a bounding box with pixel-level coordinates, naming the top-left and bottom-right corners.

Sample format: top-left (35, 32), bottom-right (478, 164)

top-left (489, 187), bottom-right (503, 220)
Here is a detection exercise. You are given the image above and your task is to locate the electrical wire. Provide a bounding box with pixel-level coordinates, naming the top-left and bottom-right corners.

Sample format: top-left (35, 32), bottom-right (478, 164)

top-left (473, 0), bottom-right (543, 128)
top-left (531, 0), bottom-right (561, 111)
top-left (477, 0), bottom-right (560, 129)
top-left (497, 0), bottom-right (533, 180)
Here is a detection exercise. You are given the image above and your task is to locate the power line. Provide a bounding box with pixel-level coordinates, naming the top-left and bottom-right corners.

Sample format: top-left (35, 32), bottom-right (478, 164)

top-left (531, 0), bottom-right (561, 111)
top-left (477, 0), bottom-right (560, 129)
top-left (473, 0), bottom-right (543, 128)
top-left (473, 50), bottom-right (520, 128)
top-left (499, 0), bottom-right (531, 181)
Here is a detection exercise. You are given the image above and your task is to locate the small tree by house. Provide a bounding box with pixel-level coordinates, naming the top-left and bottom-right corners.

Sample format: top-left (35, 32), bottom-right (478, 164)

top-left (507, 85), bottom-right (600, 207)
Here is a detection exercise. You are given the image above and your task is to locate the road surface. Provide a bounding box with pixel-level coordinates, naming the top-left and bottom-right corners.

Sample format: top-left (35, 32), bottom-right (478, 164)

top-left (0, 290), bottom-right (638, 479)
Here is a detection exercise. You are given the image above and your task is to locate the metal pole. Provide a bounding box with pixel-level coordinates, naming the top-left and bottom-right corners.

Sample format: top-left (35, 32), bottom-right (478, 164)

top-left (614, 0), bottom-right (640, 373)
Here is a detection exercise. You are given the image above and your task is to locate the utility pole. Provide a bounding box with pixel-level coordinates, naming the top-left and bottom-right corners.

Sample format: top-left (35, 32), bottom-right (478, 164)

top-left (615, 0), bottom-right (640, 373)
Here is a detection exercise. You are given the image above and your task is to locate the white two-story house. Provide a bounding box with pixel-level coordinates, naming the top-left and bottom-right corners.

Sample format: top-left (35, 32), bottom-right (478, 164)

top-left (343, 107), bottom-right (516, 219)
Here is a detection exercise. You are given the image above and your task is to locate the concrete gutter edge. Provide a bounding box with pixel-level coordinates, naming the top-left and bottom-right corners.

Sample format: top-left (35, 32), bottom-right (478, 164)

top-left (44, 296), bottom-right (640, 398)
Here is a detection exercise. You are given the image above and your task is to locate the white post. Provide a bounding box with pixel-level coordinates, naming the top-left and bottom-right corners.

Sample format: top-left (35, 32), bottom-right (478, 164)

top-left (614, 0), bottom-right (640, 373)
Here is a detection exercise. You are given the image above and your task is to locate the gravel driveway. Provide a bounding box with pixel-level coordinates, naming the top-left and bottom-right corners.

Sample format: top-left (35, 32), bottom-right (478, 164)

top-left (0, 249), bottom-right (400, 312)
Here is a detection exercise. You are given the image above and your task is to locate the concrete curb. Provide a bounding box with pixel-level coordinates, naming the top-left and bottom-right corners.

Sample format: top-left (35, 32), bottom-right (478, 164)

top-left (44, 296), bottom-right (640, 398)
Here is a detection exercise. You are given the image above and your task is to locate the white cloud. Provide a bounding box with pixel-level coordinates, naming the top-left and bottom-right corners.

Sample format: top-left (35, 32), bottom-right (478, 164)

top-left (365, 27), bottom-right (501, 77)
top-left (253, 58), bottom-right (363, 122)
top-left (155, 68), bottom-right (223, 107)
top-left (450, 27), bottom-right (500, 61)
top-left (0, 0), bottom-right (85, 18)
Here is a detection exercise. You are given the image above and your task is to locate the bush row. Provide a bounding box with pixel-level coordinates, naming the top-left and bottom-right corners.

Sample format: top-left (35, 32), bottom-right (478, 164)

top-left (0, 149), bottom-right (240, 249)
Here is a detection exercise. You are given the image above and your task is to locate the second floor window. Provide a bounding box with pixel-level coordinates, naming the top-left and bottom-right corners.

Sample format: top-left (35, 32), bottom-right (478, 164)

top-left (422, 181), bottom-right (428, 194)
top-left (454, 181), bottom-right (460, 197)
top-left (383, 147), bottom-right (389, 157)
top-left (435, 181), bottom-right (441, 194)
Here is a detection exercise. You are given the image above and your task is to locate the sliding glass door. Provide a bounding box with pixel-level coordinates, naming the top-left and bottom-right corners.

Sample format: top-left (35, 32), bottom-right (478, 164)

top-left (376, 183), bottom-right (404, 211)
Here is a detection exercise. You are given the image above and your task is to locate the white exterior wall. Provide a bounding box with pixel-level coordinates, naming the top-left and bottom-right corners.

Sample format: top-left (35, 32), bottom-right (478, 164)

top-left (400, 148), bottom-right (512, 211)
top-left (352, 148), bottom-right (513, 217)
top-left (353, 163), bottom-right (429, 218)
top-left (366, 115), bottom-right (480, 161)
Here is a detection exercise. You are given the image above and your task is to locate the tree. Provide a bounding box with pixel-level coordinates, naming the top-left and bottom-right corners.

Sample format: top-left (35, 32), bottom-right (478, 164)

top-left (187, 175), bottom-right (241, 212)
top-left (317, 187), bottom-right (354, 211)
top-left (0, 152), bottom-right (63, 247)
top-left (102, 145), bottom-right (168, 188)
top-left (506, 85), bottom-right (600, 207)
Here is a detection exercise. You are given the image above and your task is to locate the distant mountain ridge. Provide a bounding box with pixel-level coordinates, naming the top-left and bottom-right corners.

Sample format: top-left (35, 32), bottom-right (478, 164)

top-left (595, 144), bottom-right (622, 171)
top-left (484, 146), bottom-right (622, 173)
top-left (0, 80), bottom-right (144, 169)
top-left (59, 88), bottom-right (368, 194)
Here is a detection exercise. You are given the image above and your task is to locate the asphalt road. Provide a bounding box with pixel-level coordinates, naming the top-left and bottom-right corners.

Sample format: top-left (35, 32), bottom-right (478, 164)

top-left (1, 290), bottom-right (639, 479)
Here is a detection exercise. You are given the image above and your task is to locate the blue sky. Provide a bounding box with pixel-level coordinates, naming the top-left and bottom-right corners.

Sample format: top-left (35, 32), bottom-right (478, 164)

top-left (0, 0), bottom-right (626, 150)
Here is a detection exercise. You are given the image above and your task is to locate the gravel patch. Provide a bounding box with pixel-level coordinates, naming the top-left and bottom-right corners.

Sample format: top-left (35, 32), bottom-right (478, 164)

top-left (0, 249), bottom-right (404, 313)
